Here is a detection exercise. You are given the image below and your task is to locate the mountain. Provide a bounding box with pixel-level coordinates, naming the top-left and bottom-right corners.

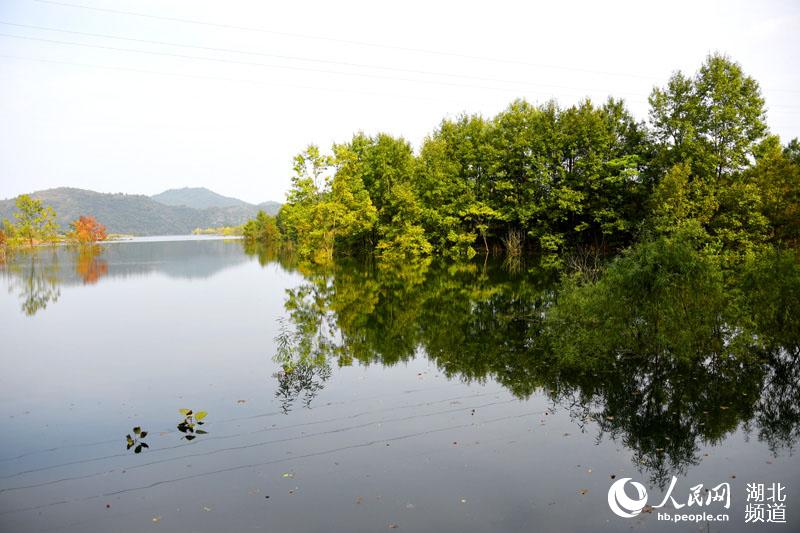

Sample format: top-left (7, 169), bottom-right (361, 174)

top-left (151, 187), bottom-right (250, 209)
top-left (257, 201), bottom-right (282, 215)
top-left (0, 188), bottom-right (282, 236)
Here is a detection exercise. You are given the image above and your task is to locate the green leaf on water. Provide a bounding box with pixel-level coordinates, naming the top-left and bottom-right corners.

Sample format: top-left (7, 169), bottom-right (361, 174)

top-left (139, 431), bottom-right (148, 438)
top-left (133, 427), bottom-right (141, 435)
top-left (179, 409), bottom-right (191, 415)
top-left (134, 444), bottom-right (142, 453)
top-left (195, 411), bottom-right (208, 421)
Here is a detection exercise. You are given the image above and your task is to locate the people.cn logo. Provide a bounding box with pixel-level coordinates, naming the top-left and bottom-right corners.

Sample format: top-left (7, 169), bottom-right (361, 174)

top-left (607, 478), bottom-right (649, 518)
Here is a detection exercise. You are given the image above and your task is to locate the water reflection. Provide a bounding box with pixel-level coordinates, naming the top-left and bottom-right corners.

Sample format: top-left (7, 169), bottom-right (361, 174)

top-left (245, 243), bottom-right (800, 488)
top-left (3, 249), bottom-right (61, 316)
top-left (0, 239), bottom-right (248, 315)
top-left (75, 246), bottom-right (108, 284)
top-left (273, 320), bottom-right (333, 413)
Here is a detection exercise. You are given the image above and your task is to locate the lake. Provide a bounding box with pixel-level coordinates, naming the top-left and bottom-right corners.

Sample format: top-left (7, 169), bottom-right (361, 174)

top-left (1, 237), bottom-right (798, 532)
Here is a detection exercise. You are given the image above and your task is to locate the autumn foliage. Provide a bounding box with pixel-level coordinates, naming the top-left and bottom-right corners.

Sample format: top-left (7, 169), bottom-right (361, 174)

top-left (76, 247), bottom-right (109, 284)
top-left (69, 216), bottom-right (108, 244)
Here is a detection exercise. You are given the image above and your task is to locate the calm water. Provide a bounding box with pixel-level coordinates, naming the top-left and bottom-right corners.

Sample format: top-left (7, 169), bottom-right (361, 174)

top-left (1, 238), bottom-right (798, 532)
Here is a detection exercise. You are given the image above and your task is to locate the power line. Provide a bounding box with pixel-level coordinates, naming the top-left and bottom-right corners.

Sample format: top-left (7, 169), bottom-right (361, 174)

top-left (32, 0), bottom-right (664, 81)
top-left (0, 53), bottom-right (504, 107)
top-left (0, 32), bottom-right (643, 101)
top-left (5, 31), bottom-right (800, 113)
top-left (0, 20), bottom-right (655, 96)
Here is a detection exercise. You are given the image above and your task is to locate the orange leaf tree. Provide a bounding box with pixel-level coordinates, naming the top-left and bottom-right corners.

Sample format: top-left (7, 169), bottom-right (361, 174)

top-left (69, 216), bottom-right (108, 244)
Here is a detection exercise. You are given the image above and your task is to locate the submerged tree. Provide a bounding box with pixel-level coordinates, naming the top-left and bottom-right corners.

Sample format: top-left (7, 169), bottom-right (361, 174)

top-left (68, 215), bottom-right (107, 244)
top-left (11, 195), bottom-right (58, 247)
top-left (243, 210), bottom-right (280, 245)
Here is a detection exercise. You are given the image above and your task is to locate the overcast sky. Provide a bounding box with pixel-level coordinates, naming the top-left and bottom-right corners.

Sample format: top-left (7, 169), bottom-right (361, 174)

top-left (1, 0), bottom-right (798, 204)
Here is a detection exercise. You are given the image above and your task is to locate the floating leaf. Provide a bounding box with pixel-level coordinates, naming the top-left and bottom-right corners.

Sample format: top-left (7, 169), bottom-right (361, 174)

top-left (196, 429), bottom-right (208, 435)
top-left (133, 426), bottom-right (141, 435)
top-left (140, 442), bottom-right (149, 449)
top-left (179, 409), bottom-right (191, 415)
top-left (134, 444), bottom-right (142, 453)
top-left (139, 431), bottom-right (148, 438)
top-left (185, 435), bottom-right (196, 441)
top-left (195, 411), bottom-right (208, 421)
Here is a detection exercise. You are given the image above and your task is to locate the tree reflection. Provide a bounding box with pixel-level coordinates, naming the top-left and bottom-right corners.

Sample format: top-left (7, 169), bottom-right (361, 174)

top-left (3, 250), bottom-right (61, 316)
top-left (251, 241), bottom-right (800, 488)
top-left (1, 245), bottom-right (109, 315)
top-left (75, 245), bottom-right (108, 284)
top-left (272, 319), bottom-right (332, 414)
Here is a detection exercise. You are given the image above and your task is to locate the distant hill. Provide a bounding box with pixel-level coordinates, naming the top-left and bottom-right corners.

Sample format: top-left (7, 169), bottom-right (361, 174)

top-left (257, 201), bottom-right (282, 215)
top-left (0, 187), bottom-right (282, 236)
top-left (151, 187), bottom-right (250, 209)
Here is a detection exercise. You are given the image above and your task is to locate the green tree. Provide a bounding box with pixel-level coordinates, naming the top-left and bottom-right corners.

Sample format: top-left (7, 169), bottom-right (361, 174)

top-left (647, 55), bottom-right (772, 263)
top-left (243, 210), bottom-right (280, 245)
top-left (746, 136), bottom-right (800, 245)
top-left (649, 53), bottom-right (768, 181)
top-left (12, 195), bottom-right (58, 247)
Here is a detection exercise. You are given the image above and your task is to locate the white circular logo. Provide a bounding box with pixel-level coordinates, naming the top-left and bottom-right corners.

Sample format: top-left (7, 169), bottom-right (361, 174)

top-left (608, 478), bottom-right (648, 518)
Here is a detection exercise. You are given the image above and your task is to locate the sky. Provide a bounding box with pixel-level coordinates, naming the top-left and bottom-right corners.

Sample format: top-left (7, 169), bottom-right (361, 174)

top-left (0, 0), bottom-right (798, 204)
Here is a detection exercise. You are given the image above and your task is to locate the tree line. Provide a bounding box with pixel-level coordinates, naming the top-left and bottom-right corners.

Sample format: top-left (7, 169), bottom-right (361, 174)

top-left (1, 194), bottom-right (108, 254)
top-left (243, 54), bottom-right (799, 269)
